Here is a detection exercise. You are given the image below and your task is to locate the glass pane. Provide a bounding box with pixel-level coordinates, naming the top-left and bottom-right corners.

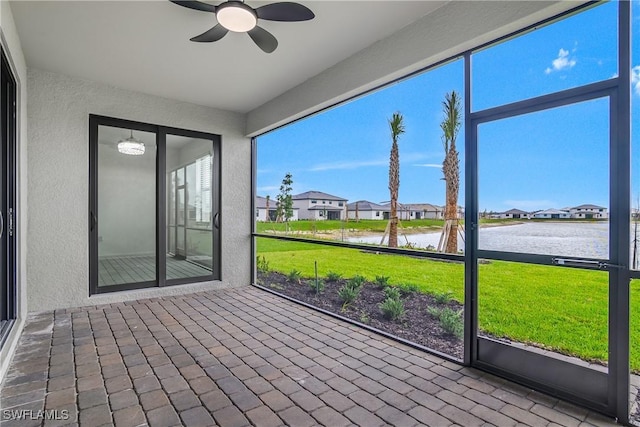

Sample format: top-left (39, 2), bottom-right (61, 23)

top-left (97, 125), bottom-right (156, 287)
top-left (256, 237), bottom-right (464, 360)
top-left (168, 171), bottom-right (175, 226)
top-left (257, 59), bottom-right (464, 253)
top-left (478, 98), bottom-right (609, 259)
top-left (177, 188), bottom-right (185, 226)
top-left (166, 134), bottom-right (213, 280)
top-left (472, 2), bottom-right (617, 111)
top-left (478, 261), bottom-right (608, 368)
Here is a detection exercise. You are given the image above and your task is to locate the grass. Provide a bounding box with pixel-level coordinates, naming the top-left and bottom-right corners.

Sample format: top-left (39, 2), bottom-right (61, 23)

top-left (257, 237), bottom-right (640, 371)
top-left (257, 218), bottom-right (445, 233)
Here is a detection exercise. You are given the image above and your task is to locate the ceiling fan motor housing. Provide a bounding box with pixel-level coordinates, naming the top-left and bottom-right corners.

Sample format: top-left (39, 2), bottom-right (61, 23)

top-left (216, 1), bottom-right (257, 32)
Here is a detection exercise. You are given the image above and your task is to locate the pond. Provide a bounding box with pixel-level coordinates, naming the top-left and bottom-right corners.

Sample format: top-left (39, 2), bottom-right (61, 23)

top-left (347, 221), bottom-right (638, 260)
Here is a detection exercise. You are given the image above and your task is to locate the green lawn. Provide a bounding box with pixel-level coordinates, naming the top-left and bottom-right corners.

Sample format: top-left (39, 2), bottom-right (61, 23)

top-left (257, 237), bottom-right (640, 371)
top-left (257, 218), bottom-right (444, 233)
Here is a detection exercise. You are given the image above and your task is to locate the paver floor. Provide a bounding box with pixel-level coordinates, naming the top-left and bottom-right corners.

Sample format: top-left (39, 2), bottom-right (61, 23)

top-left (0, 286), bottom-right (619, 426)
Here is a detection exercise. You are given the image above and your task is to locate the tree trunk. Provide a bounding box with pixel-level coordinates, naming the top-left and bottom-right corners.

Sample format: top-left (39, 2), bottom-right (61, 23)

top-left (443, 148), bottom-right (459, 254)
top-left (389, 141), bottom-right (399, 248)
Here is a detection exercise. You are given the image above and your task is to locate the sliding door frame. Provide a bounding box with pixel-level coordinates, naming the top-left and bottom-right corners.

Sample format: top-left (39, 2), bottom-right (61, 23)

top-left (89, 115), bottom-right (221, 295)
top-left (0, 46), bottom-right (17, 349)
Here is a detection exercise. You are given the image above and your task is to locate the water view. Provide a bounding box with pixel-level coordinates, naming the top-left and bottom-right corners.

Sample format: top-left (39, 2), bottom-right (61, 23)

top-left (348, 221), bottom-right (622, 260)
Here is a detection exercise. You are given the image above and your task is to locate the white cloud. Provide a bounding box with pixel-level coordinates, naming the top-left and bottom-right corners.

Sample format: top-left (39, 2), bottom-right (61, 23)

top-left (308, 152), bottom-right (430, 172)
top-left (308, 159), bottom-right (387, 172)
top-left (632, 65), bottom-right (640, 96)
top-left (545, 48), bottom-right (576, 74)
top-left (413, 163), bottom-right (441, 168)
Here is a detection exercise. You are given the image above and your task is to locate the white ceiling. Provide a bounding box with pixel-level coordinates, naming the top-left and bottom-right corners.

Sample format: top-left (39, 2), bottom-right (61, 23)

top-left (10, 1), bottom-right (447, 114)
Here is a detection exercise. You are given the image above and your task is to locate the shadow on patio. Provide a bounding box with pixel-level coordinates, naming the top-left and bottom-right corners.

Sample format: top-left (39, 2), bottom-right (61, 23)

top-left (0, 287), bottom-right (618, 426)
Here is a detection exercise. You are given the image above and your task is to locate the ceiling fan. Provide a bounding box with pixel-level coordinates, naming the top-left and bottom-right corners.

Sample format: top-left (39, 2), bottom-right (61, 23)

top-left (169, 0), bottom-right (315, 53)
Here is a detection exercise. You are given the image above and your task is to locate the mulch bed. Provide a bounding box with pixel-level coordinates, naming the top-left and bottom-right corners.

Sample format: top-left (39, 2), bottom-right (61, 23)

top-left (257, 270), bottom-right (463, 360)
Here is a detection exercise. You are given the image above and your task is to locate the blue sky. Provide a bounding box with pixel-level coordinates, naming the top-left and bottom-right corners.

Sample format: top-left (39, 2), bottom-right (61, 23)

top-left (258, 1), bottom-right (637, 213)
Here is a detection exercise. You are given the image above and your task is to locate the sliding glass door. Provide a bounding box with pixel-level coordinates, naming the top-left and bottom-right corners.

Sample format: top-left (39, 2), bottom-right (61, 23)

top-left (89, 116), bottom-right (220, 294)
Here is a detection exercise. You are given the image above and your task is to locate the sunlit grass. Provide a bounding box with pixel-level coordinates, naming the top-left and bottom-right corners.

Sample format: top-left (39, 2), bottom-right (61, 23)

top-left (257, 237), bottom-right (640, 371)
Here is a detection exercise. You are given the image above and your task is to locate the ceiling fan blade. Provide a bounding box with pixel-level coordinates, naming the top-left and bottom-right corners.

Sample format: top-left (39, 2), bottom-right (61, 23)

top-left (248, 26), bottom-right (278, 53)
top-left (255, 2), bottom-right (315, 22)
top-left (190, 24), bottom-right (229, 42)
top-left (169, 1), bottom-right (216, 13)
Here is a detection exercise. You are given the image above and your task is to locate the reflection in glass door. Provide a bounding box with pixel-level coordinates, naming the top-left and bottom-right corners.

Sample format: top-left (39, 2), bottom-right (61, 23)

top-left (166, 134), bottom-right (214, 282)
top-left (471, 95), bottom-right (615, 412)
top-left (95, 125), bottom-right (157, 288)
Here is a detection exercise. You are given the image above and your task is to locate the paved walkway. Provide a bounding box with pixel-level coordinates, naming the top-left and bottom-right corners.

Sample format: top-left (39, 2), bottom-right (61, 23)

top-left (0, 287), bottom-right (619, 426)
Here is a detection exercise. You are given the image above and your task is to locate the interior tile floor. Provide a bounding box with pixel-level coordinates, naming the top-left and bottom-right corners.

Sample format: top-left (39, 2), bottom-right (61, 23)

top-left (0, 287), bottom-right (619, 426)
top-left (99, 256), bottom-right (212, 286)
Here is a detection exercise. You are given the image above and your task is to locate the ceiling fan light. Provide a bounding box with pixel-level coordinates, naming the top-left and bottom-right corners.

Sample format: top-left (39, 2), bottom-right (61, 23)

top-left (217, 3), bottom-right (257, 32)
top-left (117, 131), bottom-right (145, 156)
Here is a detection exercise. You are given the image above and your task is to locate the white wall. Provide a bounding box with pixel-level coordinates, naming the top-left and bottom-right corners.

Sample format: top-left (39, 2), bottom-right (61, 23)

top-left (27, 68), bottom-right (250, 311)
top-left (0, 1), bottom-right (29, 385)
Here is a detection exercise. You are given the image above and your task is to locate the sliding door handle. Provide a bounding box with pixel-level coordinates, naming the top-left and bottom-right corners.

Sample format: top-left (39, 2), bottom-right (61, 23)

top-left (90, 212), bottom-right (97, 231)
top-left (0, 211), bottom-right (4, 240)
top-left (214, 212), bottom-right (219, 229)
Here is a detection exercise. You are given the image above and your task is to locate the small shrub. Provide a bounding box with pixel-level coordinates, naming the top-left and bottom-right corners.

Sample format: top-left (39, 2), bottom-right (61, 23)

top-left (349, 275), bottom-right (366, 289)
top-left (434, 290), bottom-right (453, 304)
top-left (338, 283), bottom-right (360, 309)
top-left (256, 255), bottom-right (270, 273)
top-left (325, 271), bottom-right (342, 282)
top-left (427, 306), bottom-right (442, 318)
top-left (308, 279), bottom-right (325, 293)
top-left (287, 269), bottom-right (302, 284)
top-left (439, 308), bottom-right (463, 338)
top-left (384, 286), bottom-right (401, 301)
top-left (401, 283), bottom-right (420, 294)
top-left (379, 297), bottom-right (405, 321)
top-left (374, 275), bottom-right (390, 287)
top-left (359, 311), bottom-right (370, 324)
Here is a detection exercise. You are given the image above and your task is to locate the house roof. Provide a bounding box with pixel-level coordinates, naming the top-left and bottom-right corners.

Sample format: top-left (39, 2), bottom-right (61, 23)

top-left (572, 204), bottom-right (606, 210)
top-left (255, 196), bottom-right (299, 210)
top-left (292, 191), bottom-right (346, 201)
top-left (346, 200), bottom-right (390, 211)
top-left (535, 209), bottom-right (570, 215)
top-left (503, 208), bottom-right (529, 215)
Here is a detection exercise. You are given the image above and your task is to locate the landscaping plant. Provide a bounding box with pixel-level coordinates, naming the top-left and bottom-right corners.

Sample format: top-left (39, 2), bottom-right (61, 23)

top-left (387, 112), bottom-right (405, 248)
top-left (379, 297), bottom-right (405, 321)
top-left (325, 271), bottom-right (342, 282)
top-left (374, 275), bottom-right (390, 287)
top-left (308, 279), bottom-right (325, 293)
top-left (287, 269), bottom-right (302, 284)
top-left (338, 281), bottom-right (361, 309)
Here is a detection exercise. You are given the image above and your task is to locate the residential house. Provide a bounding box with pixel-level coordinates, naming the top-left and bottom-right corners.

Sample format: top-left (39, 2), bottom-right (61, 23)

top-left (255, 196), bottom-right (299, 222)
top-left (570, 204), bottom-right (608, 219)
top-left (347, 200), bottom-right (389, 220)
top-left (532, 209), bottom-right (571, 219)
top-left (292, 191), bottom-right (347, 220)
top-left (499, 208), bottom-right (530, 219)
top-left (399, 203), bottom-right (445, 220)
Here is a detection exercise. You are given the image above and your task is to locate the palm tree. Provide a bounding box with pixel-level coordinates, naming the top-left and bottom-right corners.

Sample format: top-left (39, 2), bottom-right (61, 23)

top-left (388, 112), bottom-right (405, 248)
top-left (441, 91), bottom-right (461, 254)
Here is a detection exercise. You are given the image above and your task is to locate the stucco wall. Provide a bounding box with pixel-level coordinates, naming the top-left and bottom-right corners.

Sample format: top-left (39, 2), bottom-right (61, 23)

top-left (0, 1), bottom-right (29, 384)
top-left (27, 68), bottom-right (250, 311)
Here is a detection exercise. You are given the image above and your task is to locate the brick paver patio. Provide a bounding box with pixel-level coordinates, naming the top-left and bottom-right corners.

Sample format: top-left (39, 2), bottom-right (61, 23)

top-left (0, 287), bottom-right (619, 426)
